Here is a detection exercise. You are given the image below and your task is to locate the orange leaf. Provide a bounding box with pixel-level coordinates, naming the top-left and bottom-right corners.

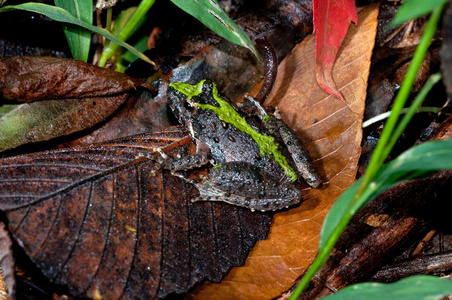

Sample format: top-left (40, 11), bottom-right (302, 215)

top-left (314, 0), bottom-right (358, 100)
top-left (191, 3), bottom-right (379, 299)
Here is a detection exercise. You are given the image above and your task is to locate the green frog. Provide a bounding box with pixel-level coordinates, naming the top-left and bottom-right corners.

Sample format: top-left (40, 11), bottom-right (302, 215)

top-left (163, 79), bottom-right (321, 211)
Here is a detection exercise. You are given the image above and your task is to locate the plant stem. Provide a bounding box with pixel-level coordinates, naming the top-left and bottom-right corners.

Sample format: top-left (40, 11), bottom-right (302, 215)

top-left (354, 3), bottom-right (444, 207)
top-left (99, 0), bottom-right (156, 67)
top-left (106, 7), bottom-right (113, 32)
top-left (383, 73), bottom-right (442, 159)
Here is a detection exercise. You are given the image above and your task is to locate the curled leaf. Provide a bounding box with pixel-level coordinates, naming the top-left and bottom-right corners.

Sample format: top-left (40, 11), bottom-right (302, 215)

top-left (0, 95), bottom-right (128, 151)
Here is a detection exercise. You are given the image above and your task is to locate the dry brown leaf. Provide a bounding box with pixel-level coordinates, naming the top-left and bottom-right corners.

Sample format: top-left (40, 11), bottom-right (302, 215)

top-left (0, 56), bottom-right (144, 101)
top-left (191, 3), bottom-right (379, 299)
top-left (0, 127), bottom-right (272, 299)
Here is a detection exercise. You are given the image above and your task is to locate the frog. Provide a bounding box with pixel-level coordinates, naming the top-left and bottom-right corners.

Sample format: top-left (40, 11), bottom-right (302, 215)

top-left (162, 79), bottom-right (322, 211)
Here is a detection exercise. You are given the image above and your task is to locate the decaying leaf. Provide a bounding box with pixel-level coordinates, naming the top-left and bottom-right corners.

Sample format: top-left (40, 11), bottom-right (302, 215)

top-left (0, 57), bottom-right (146, 152)
top-left (191, 4), bottom-right (378, 299)
top-left (0, 126), bottom-right (272, 299)
top-left (0, 56), bottom-right (143, 101)
top-left (0, 94), bottom-right (128, 152)
top-left (0, 266), bottom-right (7, 300)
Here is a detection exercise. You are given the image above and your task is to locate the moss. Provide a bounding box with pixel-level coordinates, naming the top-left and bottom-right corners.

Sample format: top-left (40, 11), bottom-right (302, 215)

top-left (212, 163), bottom-right (222, 170)
top-left (169, 80), bottom-right (205, 99)
top-left (170, 81), bottom-right (297, 181)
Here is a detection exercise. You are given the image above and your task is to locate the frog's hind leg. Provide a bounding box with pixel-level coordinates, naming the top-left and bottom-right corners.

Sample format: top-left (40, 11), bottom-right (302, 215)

top-left (172, 175), bottom-right (276, 212)
top-left (174, 162), bottom-right (302, 211)
top-left (174, 177), bottom-right (263, 211)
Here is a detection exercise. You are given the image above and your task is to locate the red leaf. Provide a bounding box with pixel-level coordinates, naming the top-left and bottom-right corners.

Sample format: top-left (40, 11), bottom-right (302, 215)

top-left (314, 0), bottom-right (358, 100)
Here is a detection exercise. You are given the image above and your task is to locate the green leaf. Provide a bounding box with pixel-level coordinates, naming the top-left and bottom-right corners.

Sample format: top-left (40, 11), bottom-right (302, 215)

top-left (0, 96), bottom-right (129, 152)
top-left (100, 5), bottom-right (150, 68)
top-left (319, 139), bottom-right (452, 249)
top-left (169, 0), bottom-right (258, 58)
top-left (321, 276), bottom-right (452, 300)
top-left (110, 7), bottom-right (139, 39)
top-left (116, 35), bottom-right (148, 72)
top-left (392, 0), bottom-right (449, 26)
top-left (0, 3), bottom-right (154, 66)
top-left (99, 0), bottom-right (155, 67)
top-left (54, 0), bottom-right (92, 62)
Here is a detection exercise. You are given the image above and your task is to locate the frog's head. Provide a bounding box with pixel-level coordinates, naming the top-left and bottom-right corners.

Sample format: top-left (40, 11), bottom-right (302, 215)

top-left (167, 80), bottom-right (217, 129)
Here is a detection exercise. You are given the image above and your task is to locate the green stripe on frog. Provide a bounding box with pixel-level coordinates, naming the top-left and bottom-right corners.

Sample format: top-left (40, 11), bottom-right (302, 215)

top-left (169, 80), bottom-right (297, 182)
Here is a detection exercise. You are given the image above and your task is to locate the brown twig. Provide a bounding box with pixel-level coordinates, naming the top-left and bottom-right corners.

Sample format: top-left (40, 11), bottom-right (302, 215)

top-left (254, 36), bottom-right (278, 104)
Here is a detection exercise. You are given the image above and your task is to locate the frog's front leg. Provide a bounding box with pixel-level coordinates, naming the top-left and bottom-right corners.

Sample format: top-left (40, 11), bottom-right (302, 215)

top-left (175, 162), bottom-right (302, 211)
top-left (159, 153), bottom-right (211, 172)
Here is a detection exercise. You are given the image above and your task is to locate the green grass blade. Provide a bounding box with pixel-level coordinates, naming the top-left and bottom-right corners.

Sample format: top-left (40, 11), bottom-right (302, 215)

top-left (99, 0), bottom-right (155, 67)
top-left (170, 0), bottom-right (258, 58)
top-left (54, 0), bottom-right (92, 62)
top-left (392, 0), bottom-right (449, 26)
top-left (115, 35), bottom-right (148, 72)
top-left (321, 275), bottom-right (452, 300)
top-left (0, 3), bottom-right (154, 66)
top-left (110, 7), bottom-right (138, 38)
top-left (360, 4), bottom-right (443, 194)
top-left (382, 73), bottom-right (441, 159)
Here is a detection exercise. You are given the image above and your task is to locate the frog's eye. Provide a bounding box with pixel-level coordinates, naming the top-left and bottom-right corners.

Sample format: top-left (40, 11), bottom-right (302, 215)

top-left (183, 100), bottom-right (193, 110)
top-left (183, 98), bottom-right (197, 110)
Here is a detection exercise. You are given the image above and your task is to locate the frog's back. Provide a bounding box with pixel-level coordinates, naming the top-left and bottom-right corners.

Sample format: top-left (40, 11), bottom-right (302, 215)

top-left (167, 81), bottom-right (285, 176)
